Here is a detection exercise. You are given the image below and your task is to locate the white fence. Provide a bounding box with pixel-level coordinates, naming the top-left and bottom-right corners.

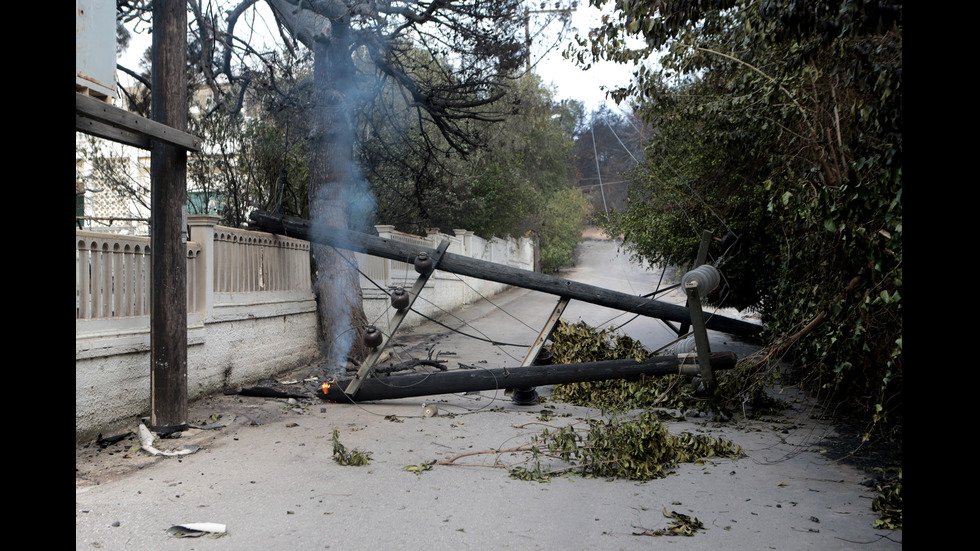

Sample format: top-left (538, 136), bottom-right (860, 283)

top-left (76, 223), bottom-right (311, 326)
top-left (76, 233), bottom-right (200, 320)
top-left (212, 226), bottom-right (312, 294)
top-left (358, 226), bottom-right (535, 335)
top-left (74, 221), bottom-right (533, 332)
top-left (75, 215), bottom-right (535, 442)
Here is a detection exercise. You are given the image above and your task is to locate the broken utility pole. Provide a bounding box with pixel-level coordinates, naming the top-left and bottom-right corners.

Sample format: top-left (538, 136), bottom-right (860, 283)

top-left (248, 210), bottom-right (763, 337)
top-left (322, 352), bottom-right (738, 402)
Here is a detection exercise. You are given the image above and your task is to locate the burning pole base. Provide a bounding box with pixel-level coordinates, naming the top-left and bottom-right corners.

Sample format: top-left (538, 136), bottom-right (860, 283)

top-left (320, 352), bottom-right (737, 402)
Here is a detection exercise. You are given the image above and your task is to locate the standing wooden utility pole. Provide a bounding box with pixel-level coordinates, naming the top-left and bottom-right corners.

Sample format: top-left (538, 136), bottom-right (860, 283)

top-left (149, 0), bottom-right (189, 431)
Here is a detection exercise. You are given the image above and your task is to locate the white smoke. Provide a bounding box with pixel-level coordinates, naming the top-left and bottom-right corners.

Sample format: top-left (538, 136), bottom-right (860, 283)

top-left (306, 47), bottom-right (383, 379)
top-left (310, 154), bottom-right (377, 379)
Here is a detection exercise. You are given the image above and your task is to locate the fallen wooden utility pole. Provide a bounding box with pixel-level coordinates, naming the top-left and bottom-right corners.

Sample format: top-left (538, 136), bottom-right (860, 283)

top-left (248, 211), bottom-right (763, 337)
top-left (321, 352), bottom-right (737, 402)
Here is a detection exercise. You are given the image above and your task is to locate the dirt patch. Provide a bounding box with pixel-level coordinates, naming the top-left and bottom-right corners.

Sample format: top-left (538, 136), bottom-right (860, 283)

top-left (816, 416), bottom-right (903, 478)
top-left (581, 225), bottom-right (617, 240)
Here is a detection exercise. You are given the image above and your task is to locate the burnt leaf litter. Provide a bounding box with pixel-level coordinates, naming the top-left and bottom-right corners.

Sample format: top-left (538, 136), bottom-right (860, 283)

top-left (631, 508), bottom-right (707, 537)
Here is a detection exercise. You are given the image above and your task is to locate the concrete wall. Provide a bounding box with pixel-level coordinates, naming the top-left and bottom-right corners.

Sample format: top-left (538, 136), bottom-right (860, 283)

top-left (75, 297), bottom-right (317, 443)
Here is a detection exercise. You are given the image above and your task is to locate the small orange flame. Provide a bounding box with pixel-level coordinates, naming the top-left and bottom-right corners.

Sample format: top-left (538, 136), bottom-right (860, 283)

top-left (322, 378), bottom-right (334, 395)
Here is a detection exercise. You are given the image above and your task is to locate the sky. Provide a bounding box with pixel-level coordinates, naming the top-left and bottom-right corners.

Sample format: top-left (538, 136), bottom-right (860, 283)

top-left (116, 2), bottom-right (640, 116)
top-left (531, 3), bottom-right (640, 115)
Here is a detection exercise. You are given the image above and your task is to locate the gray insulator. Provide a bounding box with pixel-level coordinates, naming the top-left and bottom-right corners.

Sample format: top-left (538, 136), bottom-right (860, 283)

top-left (674, 335), bottom-right (697, 354)
top-left (682, 264), bottom-right (720, 294)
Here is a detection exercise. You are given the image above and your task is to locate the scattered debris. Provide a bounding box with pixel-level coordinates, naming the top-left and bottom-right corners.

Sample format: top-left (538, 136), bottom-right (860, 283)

top-left (138, 424), bottom-right (199, 457)
top-left (167, 523), bottom-right (227, 538)
top-left (96, 432), bottom-right (133, 448)
top-left (225, 386), bottom-right (309, 400)
top-left (403, 463), bottom-right (434, 477)
top-left (632, 508), bottom-right (706, 537)
top-left (437, 411), bottom-right (742, 482)
top-left (871, 468), bottom-right (903, 529)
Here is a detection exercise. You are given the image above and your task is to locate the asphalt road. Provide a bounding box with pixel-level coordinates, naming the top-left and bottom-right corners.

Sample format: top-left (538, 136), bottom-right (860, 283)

top-left (76, 237), bottom-right (902, 550)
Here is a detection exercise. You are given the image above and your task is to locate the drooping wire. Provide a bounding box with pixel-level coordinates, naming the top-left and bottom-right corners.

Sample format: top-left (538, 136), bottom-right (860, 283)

top-left (408, 291), bottom-right (526, 364)
top-left (653, 148), bottom-right (732, 236)
top-left (407, 308), bottom-right (528, 348)
top-left (600, 111), bottom-right (740, 309)
top-left (447, 271), bottom-right (540, 333)
top-left (605, 107), bottom-right (731, 243)
top-left (381, 246), bottom-right (532, 364)
top-left (604, 116), bottom-right (640, 163)
top-left (321, 332), bottom-right (504, 417)
top-left (594, 259), bottom-right (671, 331)
top-left (591, 124), bottom-right (610, 220)
top-left (599, 110), bottom-right (726, 238)
top-left (331, 316), bottom-right (510, 415)
top-left (328, 245), bottom-right (529, 360)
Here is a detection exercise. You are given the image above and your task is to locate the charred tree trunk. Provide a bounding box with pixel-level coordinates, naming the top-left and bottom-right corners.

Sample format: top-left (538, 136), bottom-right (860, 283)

top-left (308, 25), bottom-right (368, 373)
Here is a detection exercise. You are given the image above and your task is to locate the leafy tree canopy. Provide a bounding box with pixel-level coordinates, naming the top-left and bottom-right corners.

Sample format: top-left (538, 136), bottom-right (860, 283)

top-left (106, 2), bottom-right (592, 272)
top-left (569, 0), bottom-right (902, 431)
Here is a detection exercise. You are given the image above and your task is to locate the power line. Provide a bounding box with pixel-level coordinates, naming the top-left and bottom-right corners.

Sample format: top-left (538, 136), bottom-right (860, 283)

top-left (591, 124), bottom-right (609, 220)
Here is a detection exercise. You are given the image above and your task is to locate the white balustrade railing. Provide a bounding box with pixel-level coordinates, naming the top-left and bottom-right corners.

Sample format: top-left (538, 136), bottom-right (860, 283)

top-left (76, 221), bottom-right (530, 325)
top-left (357, 226), bottom-right (435, 291)
top-left (76, 231), bottom-right (201, 320)
top-left (76, 224), bottom-right (313, 323)
top-left (213, 226), bottom-right (311, 294)
top-left (388, 228), bottom-right (430, 281)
